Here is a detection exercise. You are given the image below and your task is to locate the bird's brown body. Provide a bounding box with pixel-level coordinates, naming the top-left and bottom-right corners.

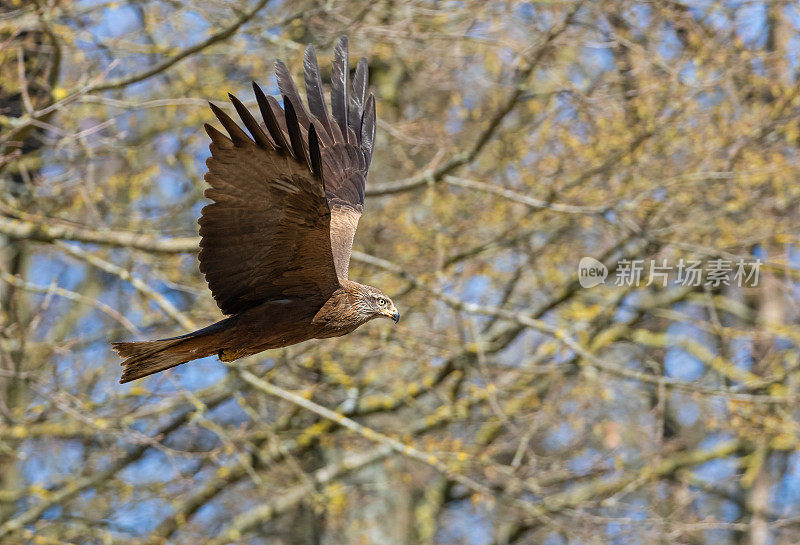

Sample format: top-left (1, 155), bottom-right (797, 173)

top-left (222, 280), bottom-right (380, 354)
top-left (115, 280), bottom-right (384, 381)
top-left (112, 38), bottom-right (398, 383)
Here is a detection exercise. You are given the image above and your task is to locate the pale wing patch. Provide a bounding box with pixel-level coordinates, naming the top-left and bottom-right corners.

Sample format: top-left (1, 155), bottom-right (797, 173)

top-left (329, 205), bottom-right (361, 279)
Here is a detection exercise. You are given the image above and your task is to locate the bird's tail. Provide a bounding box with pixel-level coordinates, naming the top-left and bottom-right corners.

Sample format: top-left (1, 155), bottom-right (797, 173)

top-left (112, 317), bottom-right (236, 384)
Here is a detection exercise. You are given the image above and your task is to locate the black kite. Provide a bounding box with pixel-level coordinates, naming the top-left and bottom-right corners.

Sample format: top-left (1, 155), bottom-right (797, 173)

top-left (112, 37), bottom-right (397, 383)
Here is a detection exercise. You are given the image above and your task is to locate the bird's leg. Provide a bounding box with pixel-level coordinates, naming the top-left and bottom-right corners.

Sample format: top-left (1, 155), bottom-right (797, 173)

top-left (218, 347), bottom-right (251, 362)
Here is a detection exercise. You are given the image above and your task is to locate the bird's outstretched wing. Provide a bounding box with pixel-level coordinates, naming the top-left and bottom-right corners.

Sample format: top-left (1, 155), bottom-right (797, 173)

top-left (199, 94), bottom-right (339, 316)
top-left (277, 36), bottom-right (377, 278)
top-left (200, 37), bottom-right (376, 315)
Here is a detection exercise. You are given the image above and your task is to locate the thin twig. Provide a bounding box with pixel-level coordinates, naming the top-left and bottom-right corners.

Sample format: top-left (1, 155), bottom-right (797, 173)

top-left (366, 2), bottom-right (583, 197)
top-left (203, 445), bottom-right (393, 545)
top-left (56, 242), bottom-right (196, 330)
top-left (443, 176), bottom-right (608, 215)
top-left (0, 270), bottom-right (142, 336)
top-left (237, 369), bottom-right (499, 500)
top-left (89, 0), bottom-right (272, 93)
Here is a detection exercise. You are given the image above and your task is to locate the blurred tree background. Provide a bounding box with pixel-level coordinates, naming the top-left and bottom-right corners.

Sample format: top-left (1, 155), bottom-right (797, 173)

top-left (2, 0), bottom-right (800, 543)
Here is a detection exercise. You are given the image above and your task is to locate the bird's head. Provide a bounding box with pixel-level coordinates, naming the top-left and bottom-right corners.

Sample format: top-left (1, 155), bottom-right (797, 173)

top-left (352, 285), bottom-right (399, 324)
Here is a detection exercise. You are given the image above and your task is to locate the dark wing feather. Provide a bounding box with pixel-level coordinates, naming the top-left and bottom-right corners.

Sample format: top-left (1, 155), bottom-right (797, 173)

top-left (265, 95), bottom-right (290, 138)
top-left (308, 124), bottom-right (323, 178)
top-left (283, 96), bottom-right (308, 167)
top-left (208, 102), bottom-right (253, 147)
top-left (242, 37), bottom-right (377, 279)
top-left (275, 60), bottom-right (312, 129)
top-left (228, 93), bottom-right (272, 150)
top-left (331, 36), bottom-right (349, 143)
top-left (303, 45), bottom-right (336, 143)
top-left (361, 93), bottom-right (376, 169)
top-left (349, 57), bottom-right (368, 141)
top-left (199, 99), bottom-right (339, 315)
top-left (252, 82), bottom-right (289, 151)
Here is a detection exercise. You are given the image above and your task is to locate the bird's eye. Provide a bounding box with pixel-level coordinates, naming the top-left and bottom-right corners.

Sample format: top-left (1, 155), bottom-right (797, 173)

top-left (377, 298), bottom-right (387, 307)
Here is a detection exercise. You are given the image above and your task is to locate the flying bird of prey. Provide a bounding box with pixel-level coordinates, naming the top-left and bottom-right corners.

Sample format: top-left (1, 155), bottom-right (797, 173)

top-left (112, 37), bottom-right (397, 383)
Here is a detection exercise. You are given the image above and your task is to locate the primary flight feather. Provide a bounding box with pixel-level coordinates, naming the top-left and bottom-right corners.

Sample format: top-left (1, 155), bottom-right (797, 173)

top-left (112, 37), bottom-right (397, 383)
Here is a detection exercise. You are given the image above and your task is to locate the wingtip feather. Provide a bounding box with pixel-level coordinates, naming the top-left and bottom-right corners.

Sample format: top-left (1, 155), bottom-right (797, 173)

top-left (308, 123), bottom-right (323, 179)
top-left (275, 59), bottom-right (311, 128)
top-left (362, 93), bottom-right (376, 167)
top-left (228, 92), bottom-right (272, 150)
top-left (204, 122), bottom-right (233, 148)
top-left (331, 36), bottom-right (350, 143)
top-left (283, 95), bottom-right (307, 164)
top-left (349, 57), bottom-right (369, 142)
top-left (208, 101), bottom-right (253, 147)
top-left (303, 43), bottom-right (335, 141)
top-left (253, 81), bottom-right (290, 152)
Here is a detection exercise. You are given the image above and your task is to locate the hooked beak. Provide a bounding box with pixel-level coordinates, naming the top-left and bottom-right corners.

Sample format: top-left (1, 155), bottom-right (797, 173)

top-left (379, 304), bottom-right (399, 324)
